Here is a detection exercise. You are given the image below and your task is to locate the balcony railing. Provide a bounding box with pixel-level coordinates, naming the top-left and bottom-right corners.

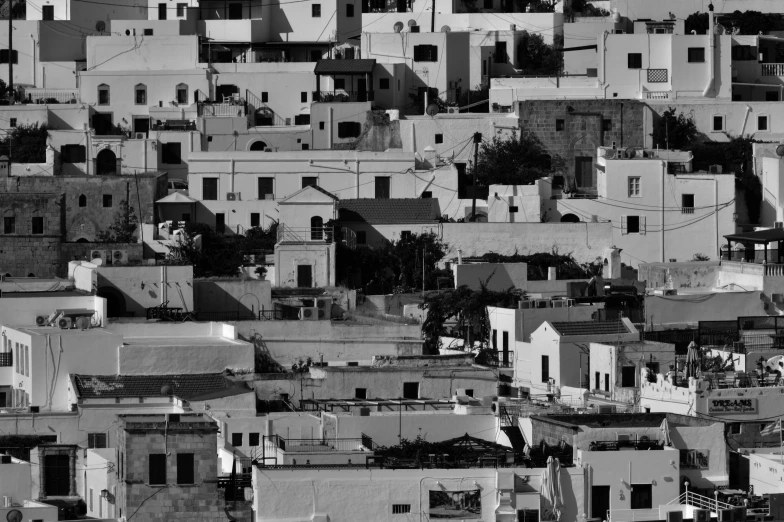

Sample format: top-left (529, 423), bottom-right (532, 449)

top-left (24, 88), bottom-right (80, 104)
top-left (151, 120), bottom-right (197, 131)
top-left (312, 91), bottom-right (374, 103)
top-left (761, 63), bottom-right (784, 76)
top-left (477, 350), bottom-right (513, 368)
top-left (277, 224), bottom-right (334, 243)
top-left (200, 102), bottom-right (247, 117)
top-left (264, 435), bottom-right (374, 453)
top-left (643, 90), bottom-right (671, 100)
top-left (0, 352), bottom-right (11, 367)
top-left (587, 439), bottom-right (664, 451)
top-left (721, 259), bottom-right (784, 276)
top-left (681, 207), bottom-right (695, 214)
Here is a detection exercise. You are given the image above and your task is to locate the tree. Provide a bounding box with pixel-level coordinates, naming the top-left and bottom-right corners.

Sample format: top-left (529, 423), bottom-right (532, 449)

top-left (97, 200), bottom-right (139, 243)
top-left (479, 249), bottom-right (601, 280)
top-left (685, 12), bottom-right (709, 34)
top-left (0, 0), bottom-right (26, 20)
top-left (0, 123), bottom-right (48, 163)
top-left (517, 31), bottom-right (563, 76)
top-left (471, 131), bottom-right (564, 194)
top-left (651, 107), bottom-right (698, 150)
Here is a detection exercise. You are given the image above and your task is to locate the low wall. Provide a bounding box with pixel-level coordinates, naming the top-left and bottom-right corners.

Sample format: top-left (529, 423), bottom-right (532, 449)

top-left (440, 222), bottom-right (612, 264)
top-left (194, 279), bottom-right (272, 314)
top-left (60, 242), bottom-right (143, 277)
top-left (638, 261), bottom-right (719, 289)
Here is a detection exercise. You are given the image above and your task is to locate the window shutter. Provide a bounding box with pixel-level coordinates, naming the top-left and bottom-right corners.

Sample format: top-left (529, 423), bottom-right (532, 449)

top-left (414, 45), bottom-right (421, 61)
top-left (78, 146), bottom-right (86, 163)
top-left (60, 146), bottom-right (69, 163)
top-left (430, 45), bottom-right (438, 61)
top-left (640, 216), bottom-right (646, 235)
top-left (337, 122), bottom-right (346, 138)
top-left (12, 50), bottom-right (18, 64)
top-left (621, 215), bottom-right (628, 235)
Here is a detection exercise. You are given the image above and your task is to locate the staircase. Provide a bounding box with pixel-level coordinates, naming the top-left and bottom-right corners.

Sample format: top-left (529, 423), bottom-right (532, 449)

top-left (499, 404), bottom-right (528, 451)
top-left (668, 491), bottom-right (734, 512)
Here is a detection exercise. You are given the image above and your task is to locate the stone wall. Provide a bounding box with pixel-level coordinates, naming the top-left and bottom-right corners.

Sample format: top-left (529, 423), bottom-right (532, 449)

top-left (530, 416), bottom-right (579, 448)
top-left (0, 193), bottom-right (64, 277)
top-left (518, 100), bottom-right (646, 187)
top-left (0, 173), bottom-right (167, 242)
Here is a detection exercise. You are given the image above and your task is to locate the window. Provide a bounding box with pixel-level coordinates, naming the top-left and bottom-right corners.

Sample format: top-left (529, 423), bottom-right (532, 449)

top-left (555, 119), bottom-right (564, 131)
top-left (261, 92), bottom-right (268, 103)
top-left (144, 28), bottom-right (154, 35)
top-left (688, 47), bottom-right (705, 63)
top-left (356, 230), bottom-right (366, 244)
top-left (337, 121), bottom-right (361, 138)
top-left (628, 177), bottom-right (640, 197)
top-left (712, 115), bottom-right (724, 132)
top-left (380, 78), bottom-right (390, 89)
top-left (492, 329), bottom-right (497, 349)
top-left (434, 133), bottom-right (443, 144)
top-left (302, 143), bottom-right (309, 150)
top-left (294, 114), bottom-right (310, 125)
top-left (631, 484), bottom-right (653, 509)
top-left (31, 217), bottom-right (44, 234)
top-left (355, 388), bottom-right (367, 399)
top-left (0, 50), bottom-right (18, 64)
top-left (9, 118), bottom-right (15, 128)
top-left (375, 176), bottom-right (391, 199)
top-left (421, 191), bottom-right (432, 198)
top-left (758, 115), bottom-right (769, 131)
top-left (604, 373), bottom-right (609, 392)
top-left (623, 215), bottom-right (642, 234)
top-left (79, 194), bottom-right (87, 207)
top-left (258, 178), bottom-right (274, 199)
top-left (335, 78), bottom-right (346, 90)
top-left (176, 84), bottom-right (188, 104)
top-left (392, 504), bottom-right (411, 514)
top-left (42, 5), bottom-right (54, 19)
top-left (103, 195), bottom-right (113, 208)
top-left (502, 331), bottom-right (509, 352)
top-left (400, 231), bottom-right (411, 240)
top-left (162, 143), bottom-right (182, 164)
top-left (603, 119), bottom-right (611, 131)
top-left (175, 453), bottom-right (194, 484)
top-left (176, 2), bottom-right (186, 15)
top-left (158, 2), bottom-right (166, 19)
top-left (88, 433), bottom-right (107, 449)
top-left (413, 45), bottom-right (438, 62)
top-left (302, 176), bottom-right (318, 189)
top-left (621, 366), bottom-right (636, 387)
top-left (135, 84), bottom-right (146, 105)
top-left (682, 194), bottom-right (694, 214)
top-left (149, 454), bottom-right (167, 485)
top-left (732, 45), bottom-right (756, 60)
top-left (61, 144), bottom-right (86, 163)
top-left (728, 423), bottom-right (741, 435)
top-left (541, 355), bottom-right (549, 382)
top-left (231, 433), bottom-right (243, 446)
top-left (301, 92), bottom-right (308, 103)
top-left (766, 91), bottom-right (780, 102)
top-left (403, 382), bottom-right (419, 399)
top-left (98, 85), bottom-right (110, 105)
top-left (494, 41), bottom-right (507, 63)
top-left (346, 3), bottom-right (354, 16)
top-left (680, 449), bottom-right (710, 469)
top-left (627, 53), bottom-right (642, 69)
top-left (312, 3), bottom-right (321, 16)
top-left (202, 178), bottom-right (218, 200)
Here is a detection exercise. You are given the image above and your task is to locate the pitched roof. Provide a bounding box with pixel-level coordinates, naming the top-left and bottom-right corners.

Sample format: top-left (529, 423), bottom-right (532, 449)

top-left (337, 198), bottom-right (439, 224)
top-left (550, 320), bottom-right (631, 336)
top-left (314, 59), bottom-right (376, 75)
top-left (279, 184), bottom-right (339, 204)
top-left (156, 192), bottom-right (197, 204)
top-left (73, 373), bottom-right (246, 400)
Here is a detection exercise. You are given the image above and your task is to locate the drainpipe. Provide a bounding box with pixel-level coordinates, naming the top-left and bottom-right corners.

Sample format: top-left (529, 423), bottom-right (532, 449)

top-left (30, 35), bottom-right (35, 87)
top-left (355, 159), bottom-right (360, 198)
top-left (230, 159), bottom-right (235, 192)
top-left (702, 6), bottom-right (715, 97)
top-left (661, 160), bottom-right (666, 262)
top-left (328, 107), bottom-right (333, 148)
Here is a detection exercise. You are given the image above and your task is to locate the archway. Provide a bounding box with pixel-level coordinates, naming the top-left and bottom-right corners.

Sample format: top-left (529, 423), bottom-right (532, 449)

top-left (560, 213), bottom-right (580, 223)
top-left (75, 238), bottom-right (89, 243)
top-left (466, 211), bottom-right (487, 223)
top-left (249, 141), bottom-right (267, 151)
top-left (311, 216), bottom-right (323, 240)
top-left (96, 149), bottom-right (117, 176)
top-left (97, 287), bottom-right (126, 317)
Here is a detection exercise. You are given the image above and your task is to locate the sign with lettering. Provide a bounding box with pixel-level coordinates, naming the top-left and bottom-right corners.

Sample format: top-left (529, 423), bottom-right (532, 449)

top-left (707, 398), bottom-right (757, 414)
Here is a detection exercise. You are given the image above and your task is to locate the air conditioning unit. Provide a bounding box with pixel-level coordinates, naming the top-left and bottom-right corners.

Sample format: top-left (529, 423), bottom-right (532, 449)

top-left (299, 307), bottom-right (318, 321)
top-left (708, 165), bottom-right (723, 174)
top-left (693, 509), bottom-right (711, 522)
top-left (135, 132), bottom-right (145, 139)
top-left (226, 192), bottom-right (237, 201)
top-left (57, 317), bottom-right (73, 329)
top-left (2, 495), bottom-right (10, 507)
top-left (666, 511), bottom-right (683, 522)
top-left (35, 315), bottom-right (47, 326)
top-left (316, 297), bottom-right (332, 319)
top-left (775, 221), bottom-right (784, 229)
top-left (447, 107), bottom-right (459, 114)
top-left (90, 250), bottom-right (108, 264)
top-left (112, 250), bottom-right (129, 265)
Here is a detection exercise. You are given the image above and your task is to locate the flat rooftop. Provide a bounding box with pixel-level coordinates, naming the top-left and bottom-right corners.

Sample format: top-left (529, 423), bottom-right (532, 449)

top-left (10, 326), bottom-right (116, 337)
top-left (122, 336), bottom-right (247, 346)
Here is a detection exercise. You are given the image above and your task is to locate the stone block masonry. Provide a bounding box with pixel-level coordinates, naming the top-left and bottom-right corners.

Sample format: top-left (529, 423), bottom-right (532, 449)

top-left (0, 193), bottom-right (64, 277)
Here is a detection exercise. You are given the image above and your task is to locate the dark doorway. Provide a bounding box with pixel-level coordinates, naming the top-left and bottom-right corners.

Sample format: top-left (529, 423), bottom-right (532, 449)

top-left (215, 213), bottom-right (226, 234)
top-left (631, 484), bottom-right (652, 509)
top-left (95, 149), bottom-right (117, 175)
top-left (216, 84), bottom-right (239, 102)
top-left (403, 382), bottom-right (419, 399)
top-left (310, 215), bottom-right (323, 240)
top-left (560, 213), bottom-right (580, 223)
top-left (158, 3), bottom-right (167, 19)
top-left (97, 287), bottom-right (126, 317)
top-left (249, 141), bottom-right (267, 151)
top-left (621, 366), bottom-right (636, 387)
top-left (297, 265), bottom-right (313, 288)
top-left (0, 392), bottom-right (5, 407)
top-left (228, 2), bottom-right (243, 19)
top-left (591, 485), bottom-right (611, 519)
top-left (575, 157), bottom-right (594, 188)
top-left (42, 5), bottom-right (54, 19)
top-left (357, 79), bottom-right (367, 102)
top-left (44, 454), bottom-right (71, 496)
top-left (133, 117), bottom-right (150, 137)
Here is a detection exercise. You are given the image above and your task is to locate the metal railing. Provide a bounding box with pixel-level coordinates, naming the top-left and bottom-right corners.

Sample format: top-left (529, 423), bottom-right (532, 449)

top-left (200, 102), bottom-right (247, 117)
top-left (668, 491), bottom-right (734, 511)
top-left (477, 350), bottom-right (513, 368)
top-left (24, 88), bottom-right (79, 104)
top-left (0, 352), bottom-right (12, 367)
top-left (151, 121), bottom-right (197, 131)
top-left (588, 439), bottom-right (664, 451)
top-left (643, 91), bottom-right (671, 100)
top-left (277, 224), bottom-right (334, 243)
top-left (608, 508), bottom-right (661, 521)
top-left (761, 63), bottom-right (784, 76)
top-left (313, 91), bottom-right (374, 103)
top-left (264, 435), bottom-right (373, 452)
top-left (681, 207), bottom-right (695, 214)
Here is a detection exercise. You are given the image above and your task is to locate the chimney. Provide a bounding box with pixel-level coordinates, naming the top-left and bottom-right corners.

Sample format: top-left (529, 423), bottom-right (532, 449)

top-left (457, 249), bottom-right (463, 265)
top-left (548, 267), bottom-right (556, 281)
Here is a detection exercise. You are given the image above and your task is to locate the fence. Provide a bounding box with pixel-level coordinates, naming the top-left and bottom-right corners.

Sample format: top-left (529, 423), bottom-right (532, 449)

top-left (0, 352), bottom-right (11, 367)
top-left (265, 435), bottom-right (372, 452)
top-left (200, 102), bottom-right (247, 117)
top-left (25, 88), bottom-right (79, 103)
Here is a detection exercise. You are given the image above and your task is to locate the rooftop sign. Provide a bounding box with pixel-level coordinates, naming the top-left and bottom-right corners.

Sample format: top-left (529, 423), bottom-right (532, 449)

top-left (707, 398), bottom-right (757, 414)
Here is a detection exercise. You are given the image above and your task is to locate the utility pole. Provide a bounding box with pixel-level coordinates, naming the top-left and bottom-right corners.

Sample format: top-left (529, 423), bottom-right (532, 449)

top-left (7, 0), bottom-right (12, 101)
top-left (470, 132), bottom-right (482, 221)
top-left (430, 0), bottom-right (435, 32)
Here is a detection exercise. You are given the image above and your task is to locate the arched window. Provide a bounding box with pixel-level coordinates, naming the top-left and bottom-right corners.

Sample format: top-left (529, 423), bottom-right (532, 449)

top-left (135, 84), bottom-right (147, 105)
top-left (98, 84), bottom-right (110, 105)
top-left (78, 194), bottom-right (87, 207)
top-left (311, 215), bottom-right (324, 240)
top-left (249, 141), bottom-right (268, 151)
top-left (560, 213), bottom-right (580, 223)
top-left (176, 83), bottom-right (188, 104)
top-left (27, 273), bottom-right (35, 277)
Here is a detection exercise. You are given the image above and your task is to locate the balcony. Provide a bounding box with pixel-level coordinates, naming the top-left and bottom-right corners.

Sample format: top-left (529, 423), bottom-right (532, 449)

top-left (198, 19), bottom-right (268, 43)
top-left (199, 101), bottom-right (246, 118)
top-left (277, 224), bottom-right (334, 244)
top-left (265, 435), bottom-right (374, 453)
top-left (761, 63), bottom-right (784, 76)
top-left (587, 439), bottom-right (664, 451)
top-left (643, 90), bottom-right (671, 100)
top-left (721, 259), bottom-right (784, 277)
top-left (313, 91), bottom-right (374, 103)
top-left (151, 120), bottom-right (197, 131)
top-left (0, 352), bottom-right (11, 367)
top-left (24, 88), bottom-right (79, 104)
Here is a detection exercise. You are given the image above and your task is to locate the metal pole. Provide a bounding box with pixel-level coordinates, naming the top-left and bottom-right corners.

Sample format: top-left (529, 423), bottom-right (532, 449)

top-left (8, 3), bottom-right (12, 101)
top-left (471, 132), bottom-right (482, 221)
top-left (430, 0), bottom-right (435, 32)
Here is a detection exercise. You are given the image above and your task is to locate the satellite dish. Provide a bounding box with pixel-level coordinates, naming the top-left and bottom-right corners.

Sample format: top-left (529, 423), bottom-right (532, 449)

top-left (625, 147), bottom-right (636, 159)
top-left (441, 25), bottom-right (451, 32)
top-left (6, 509), bottom-right (22, 522)
top-left (96, 21), bottom-right (106, 32)
top-left (161, 384), bottom-right (173, 396)
top-left (407, 19), bottom-right (417, 26)
top-left (776, 142), bottom-right (784, 157)
top-left (393, 21), bottom-right (404, 33)
top-left (425, 103), bottom-right (439, 117)
top-left (92, 258), bottom-right (103, 266)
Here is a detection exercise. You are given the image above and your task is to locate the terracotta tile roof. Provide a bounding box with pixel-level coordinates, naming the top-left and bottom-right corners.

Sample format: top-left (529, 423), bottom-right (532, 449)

top-left (314, 59), bottom-right (376, 75)
top-left (73, 373), bottom-right (239, 400)
top-left (337, 198), bottom-right (440, 224)
top-left (550, 320), bottom-right (631, 336)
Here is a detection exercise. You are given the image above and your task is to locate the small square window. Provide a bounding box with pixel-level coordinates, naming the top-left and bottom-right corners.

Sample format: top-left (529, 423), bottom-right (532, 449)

top-left (143, 28), bottom-right (153, 35)
top-left (9, 118), bottom-right (16, 127)
top-left (250, 213), bottom-right (260, 227)
top-left (301, 92), bottom-right (308, 103)
top-left (319, 121), bottom-right (325, 130)
top-left (435, 134), bottom-right (443, 144)
top-left (758, 115), bottom-right (769, 131)
top-left (509, 206), bottom-right (518, 213)
top-left (355, 388), bottom-right (367, 399)
top-left (346, 3), bottom-right (354, 16)
top-left (603, 119), bottom-right (611, 131)
top-left (302, 143), bottom-right (309, 150)
top-left (380, 78), bottom-right (390, 90)
top-left (688, 47), bottom-right (705, 63)
top-left (249, 433), bottom-right (260, 446)
top-left (312, 3), bottom-right (321, 16)
top-left (335, 78), bottom-right (346, 90)
top-left (627, 215), bottom-right (640, 234)
top-left (103, 195), bottom-right (113, 208)
top-left (231, 433), bottom-right (243, 446)
top-left (356, 230), bottom-right (366, 244)
top-left (392, 504), bottom-right (411, 514)
top-left (712, 115), bottom-right (724, 132)
top-left (400, 231), bottom-right (412, 240)
top-left (261, 92), bottom-right (269, 103)
top-left (628, 177), bottom-right (640, 197)
top-left (421, 191), bottom-right (432, 198)
top-left (556, 119), bottom-right (565, 131)
top-left (728, 423), bottom-right (741, 435)
top-left (627, 53), bottom-right (642, 69)
top-left (176, 2), bottom-right (186, 16)
top-left (31, 217), bottom-right (44, 234)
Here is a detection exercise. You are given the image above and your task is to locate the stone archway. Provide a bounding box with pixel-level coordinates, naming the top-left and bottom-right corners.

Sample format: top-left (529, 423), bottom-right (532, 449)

top-left (96, 148), bottom-right (117, 175)
top-left (97, 287), bottom-right (126, 317)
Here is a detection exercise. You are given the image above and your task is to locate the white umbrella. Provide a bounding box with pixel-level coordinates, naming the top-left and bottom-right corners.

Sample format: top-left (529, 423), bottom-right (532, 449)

top-left (541, 456), bottom-right (563, 521)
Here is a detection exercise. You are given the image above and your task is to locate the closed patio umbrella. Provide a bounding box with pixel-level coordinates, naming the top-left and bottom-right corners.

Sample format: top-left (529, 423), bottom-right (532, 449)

top-left (685, 341), bottom-right (701, 380)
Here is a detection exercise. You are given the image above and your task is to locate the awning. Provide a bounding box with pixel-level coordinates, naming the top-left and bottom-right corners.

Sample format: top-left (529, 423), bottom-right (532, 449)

top-left (314, 59), bottom-right (376, 75)
top-left (724, 228), bottom-right (784, 245)
top-left (157, 192), bottom-right (197, 204)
